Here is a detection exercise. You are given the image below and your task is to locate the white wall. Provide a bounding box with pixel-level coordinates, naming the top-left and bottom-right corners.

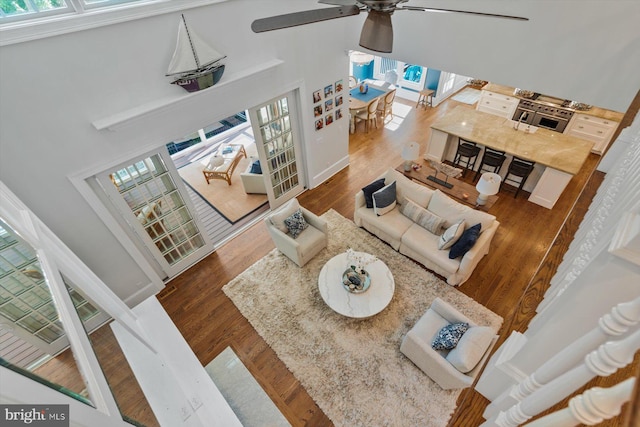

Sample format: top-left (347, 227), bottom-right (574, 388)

top-left (0, 0), bottom-right (349, 303)
top-left (344, 0), bottom-right (639, 112)
top-left (1, 0), bottom-right (638, 303)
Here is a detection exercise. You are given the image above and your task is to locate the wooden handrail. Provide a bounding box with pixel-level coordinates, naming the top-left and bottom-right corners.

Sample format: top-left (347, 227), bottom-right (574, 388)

top-left (624, 362), bottom-right (640, 426)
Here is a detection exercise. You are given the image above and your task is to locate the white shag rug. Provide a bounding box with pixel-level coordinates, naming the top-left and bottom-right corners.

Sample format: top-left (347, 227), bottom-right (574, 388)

top-left (223, 209), bottom-right (502, 427)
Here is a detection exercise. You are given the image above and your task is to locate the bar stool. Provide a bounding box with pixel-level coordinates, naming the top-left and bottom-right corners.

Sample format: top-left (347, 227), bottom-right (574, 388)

top-left (416, 89), bottom-right (434, 109)
top-left (473, 147), bottom-right (507, 182)
top-left (453, 138), bottom-right (481, 177)
top-left (502, 156), bottom-right (535, 198)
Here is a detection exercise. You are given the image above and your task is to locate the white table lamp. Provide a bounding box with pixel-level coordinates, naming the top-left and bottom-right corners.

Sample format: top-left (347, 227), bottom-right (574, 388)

top-left (475, 172), bottom-right (501, 205)
top-left (402, 142), bottom-right (420, 172)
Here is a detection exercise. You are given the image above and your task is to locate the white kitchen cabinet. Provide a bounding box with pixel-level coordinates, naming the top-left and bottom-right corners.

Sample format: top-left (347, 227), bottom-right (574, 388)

top-left (528, 167), bottom-right (573, 209)
top-left (476, 90), bottom-right (519, 119)
top-left (564, 113), bottom-right (619, 154)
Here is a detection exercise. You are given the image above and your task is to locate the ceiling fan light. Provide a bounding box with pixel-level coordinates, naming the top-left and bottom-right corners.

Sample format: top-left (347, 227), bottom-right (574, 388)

top-left (359, 10), bottom-right (393, 53)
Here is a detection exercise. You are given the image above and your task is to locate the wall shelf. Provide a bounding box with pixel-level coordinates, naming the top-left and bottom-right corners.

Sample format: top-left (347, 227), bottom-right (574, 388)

top-left (92, 58), bottom-right (284, 132)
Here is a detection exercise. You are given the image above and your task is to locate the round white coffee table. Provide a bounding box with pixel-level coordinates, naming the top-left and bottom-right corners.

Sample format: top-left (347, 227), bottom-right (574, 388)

top-left (318, 251), bottom-right (395, 318)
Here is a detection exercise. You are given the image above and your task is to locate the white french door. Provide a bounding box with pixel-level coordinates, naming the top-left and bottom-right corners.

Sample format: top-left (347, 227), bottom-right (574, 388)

top-left (97, 150), bottom-right (213, 278)
top-left (248, 91), bottom-right (306, 209)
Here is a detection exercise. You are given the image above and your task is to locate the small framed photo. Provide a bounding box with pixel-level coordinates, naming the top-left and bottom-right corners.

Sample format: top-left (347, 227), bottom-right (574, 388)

top-left (315, 119), bottom-right (324, 131)
top-left (335, 95), bottom-right (343, 107)
top-left (325, 99), bottom-right (333, 112)
top-left (313, 90), bottom-right (322, 103)
top-left (324, 84), bottom-right (333, 98)
top-left (335, 79), bottom-right (343, 93)
top-left (325, 114), bottom-right (334, 126)
top-left (313, 105), bottom-right (323, 117)
top-left (335, 109), bottom-right (343, 120)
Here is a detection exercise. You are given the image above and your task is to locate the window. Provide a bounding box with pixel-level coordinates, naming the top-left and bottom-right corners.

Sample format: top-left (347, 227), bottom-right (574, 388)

top-left (373, 56), bottom-right (426, 91)
top-left (165, 111), bottom-right (247, 155)
top-left (1, 0), bottom-right (229, 46)
top-left (0, 0), bottom-right (141, 22)
top-left (0, 0), bottom-right (70, 19)
top-left (0, 183), bottom-right (159, 425)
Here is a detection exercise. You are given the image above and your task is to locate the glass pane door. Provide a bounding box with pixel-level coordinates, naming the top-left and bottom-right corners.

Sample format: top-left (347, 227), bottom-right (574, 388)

top-left (99, 152), bottom-right (212, 277)
top-left (0, 218), bottom-right (96, 406)
top-left (249, 92), bottom-right (305, 208)
top-left (0, 220), bottom-right (106, 356)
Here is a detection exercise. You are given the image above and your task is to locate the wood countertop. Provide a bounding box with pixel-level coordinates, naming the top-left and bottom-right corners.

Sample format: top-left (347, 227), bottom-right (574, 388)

top-left (483, 83), bottom-right (624, 122)
top-left (430, 106), bottom-right (594, 175)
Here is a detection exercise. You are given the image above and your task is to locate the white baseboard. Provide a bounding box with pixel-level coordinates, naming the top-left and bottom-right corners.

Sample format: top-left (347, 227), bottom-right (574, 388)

top-left (310, 155), bottom-right (350, 188)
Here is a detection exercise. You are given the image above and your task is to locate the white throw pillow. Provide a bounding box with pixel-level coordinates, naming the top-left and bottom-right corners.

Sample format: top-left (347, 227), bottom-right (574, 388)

top-left (428, 190), bottom-right (496, 231)
top-left (446, 326), bottom-right (495, 373)
top-left (269, 198), bottom-right (301, 234)
top-left (385, 168), bottom-right (433, 207)
top-left (438, 220), bottom-right (465, 250)
top-left (401, 199), bottom-right (446, 234)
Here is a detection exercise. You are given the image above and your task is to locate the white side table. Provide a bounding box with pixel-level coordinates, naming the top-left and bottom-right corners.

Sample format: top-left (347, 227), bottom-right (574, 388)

top-left (318, 251), bottom-right (395, 318)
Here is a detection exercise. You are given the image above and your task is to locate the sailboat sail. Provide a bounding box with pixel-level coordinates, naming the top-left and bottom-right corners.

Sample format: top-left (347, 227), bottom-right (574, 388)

top-left (167, 16), bottom-right (226, 76)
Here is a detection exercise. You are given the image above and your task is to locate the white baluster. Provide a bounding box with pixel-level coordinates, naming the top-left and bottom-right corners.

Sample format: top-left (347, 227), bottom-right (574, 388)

top-left (522, 377), bottom-right (635, 427)
top-left (485, 297), bottom-right (640, 415)
top-left (516, 297), bottom-right (640, 399)
top-left (481, 329), bottom-right (640, 427)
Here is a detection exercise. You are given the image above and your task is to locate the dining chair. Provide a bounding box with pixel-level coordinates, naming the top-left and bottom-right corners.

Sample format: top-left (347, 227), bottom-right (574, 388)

top-left (355, 98), bottom-right (379, 132)
top-left (377, 89), bottom-right (396, 123)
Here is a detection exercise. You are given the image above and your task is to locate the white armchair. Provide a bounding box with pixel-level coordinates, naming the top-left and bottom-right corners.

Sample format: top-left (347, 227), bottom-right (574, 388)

top-left (400, 298), bottom-right (498, 390)
top-left (264, 198), bottom-right (328, 267)
top-left (240, 158), bottom-right (267, 194)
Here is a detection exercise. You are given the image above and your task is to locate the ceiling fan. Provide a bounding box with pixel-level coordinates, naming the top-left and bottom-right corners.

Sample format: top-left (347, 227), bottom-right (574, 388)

top-left (251, 0), bottom-right (528, 53)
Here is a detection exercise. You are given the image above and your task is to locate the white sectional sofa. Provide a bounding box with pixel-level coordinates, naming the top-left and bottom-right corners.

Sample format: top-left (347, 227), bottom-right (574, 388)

top-left (354, 168), bottom-right (499, 286)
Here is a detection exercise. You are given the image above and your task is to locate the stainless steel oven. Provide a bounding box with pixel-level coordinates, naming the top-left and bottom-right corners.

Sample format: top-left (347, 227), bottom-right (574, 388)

top-left (513, 98), bottom-right (574, 133)
top-left (532, 112), bottom-right (569, 133)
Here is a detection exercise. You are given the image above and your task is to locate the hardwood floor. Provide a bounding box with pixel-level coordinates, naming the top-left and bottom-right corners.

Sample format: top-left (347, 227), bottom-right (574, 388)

top-left (157, 94), bottom-right (632, 426)
top-left (30, 92), bottom-right (631, 426)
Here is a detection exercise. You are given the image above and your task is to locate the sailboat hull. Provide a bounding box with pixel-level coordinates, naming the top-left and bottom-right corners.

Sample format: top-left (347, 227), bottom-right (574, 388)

top-left (172, 65), bottom-right (225, 93)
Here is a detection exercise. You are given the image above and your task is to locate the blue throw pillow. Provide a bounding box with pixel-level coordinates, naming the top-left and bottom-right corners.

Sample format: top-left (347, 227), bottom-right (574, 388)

top-left (432, 322), bottom-right (469, 350)
top-left (249, 160), bottom-right (262, 174)
top-left (284, 209), bottom-right (308, 239)
top-left (362, 178), bottom-right (386, 209)
top-left (449, 223), bottom-right (481, 259)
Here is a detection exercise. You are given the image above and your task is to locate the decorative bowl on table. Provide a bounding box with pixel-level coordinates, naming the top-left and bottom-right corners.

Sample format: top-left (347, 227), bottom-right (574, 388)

top-left (342, 268), bottom-right (371, 293)
top-left (569, 101), bottom-right (592, 111)
top-left (514, 88), bottom-right (536, 99)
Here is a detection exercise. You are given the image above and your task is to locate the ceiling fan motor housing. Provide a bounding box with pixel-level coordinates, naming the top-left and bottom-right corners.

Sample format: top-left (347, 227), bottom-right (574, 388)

top-left (358, 0), bottom-right (407, 12)
top-left (359, 10), bottom-right (394, 53)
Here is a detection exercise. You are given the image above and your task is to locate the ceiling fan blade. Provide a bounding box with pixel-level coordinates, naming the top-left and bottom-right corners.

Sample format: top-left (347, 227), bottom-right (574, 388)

top-left (401, 6), bottom-right (528, 21)
top-left (318, 0), bottom-right (358, 5)
top-left (251, 6), bottom-right (360, 33)
top-left (359, 10), bottom-right (393, 53)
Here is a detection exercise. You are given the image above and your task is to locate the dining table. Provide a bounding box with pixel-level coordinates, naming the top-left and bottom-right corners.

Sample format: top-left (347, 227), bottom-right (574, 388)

top-left (348, 81), bottom-right (393, 133)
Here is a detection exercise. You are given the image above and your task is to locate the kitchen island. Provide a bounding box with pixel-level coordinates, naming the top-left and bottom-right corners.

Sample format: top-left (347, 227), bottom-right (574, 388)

top-left (425, 106), bottom-right (594, 209)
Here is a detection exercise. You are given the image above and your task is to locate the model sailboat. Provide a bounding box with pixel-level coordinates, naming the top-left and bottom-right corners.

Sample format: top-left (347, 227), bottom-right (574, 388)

top-left (167, 14), bottom-right (226, 93)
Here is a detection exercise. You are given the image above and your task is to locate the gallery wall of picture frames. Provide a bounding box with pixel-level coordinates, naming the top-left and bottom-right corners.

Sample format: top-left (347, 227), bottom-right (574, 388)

top-left (313, 79), bottom-right (344, 131)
